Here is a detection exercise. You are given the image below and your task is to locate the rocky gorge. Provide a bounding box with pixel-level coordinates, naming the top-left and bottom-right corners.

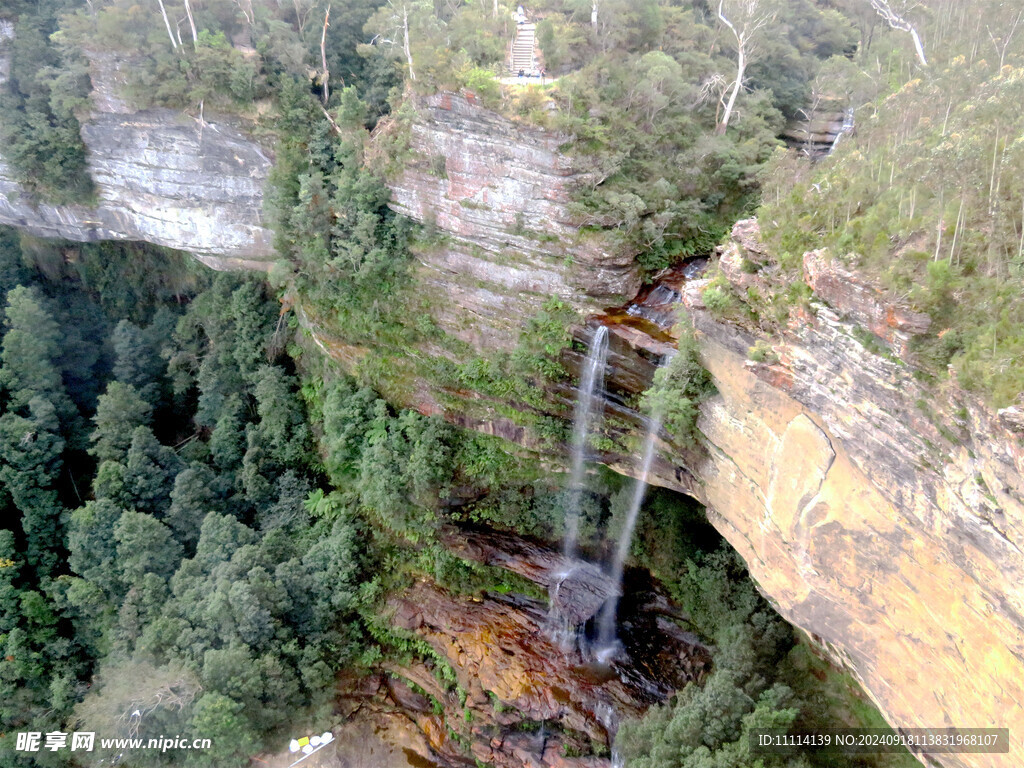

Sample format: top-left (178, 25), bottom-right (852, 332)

top-left (316, 527), bottom-right (711, 768)
top-left (0, 55), bottom-right (1022, 767)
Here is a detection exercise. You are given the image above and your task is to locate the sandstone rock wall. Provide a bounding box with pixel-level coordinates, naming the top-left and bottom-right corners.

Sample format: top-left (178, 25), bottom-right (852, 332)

top-left (387, 93), bottom-right (639, 352)
top-left (313, 106), bottom-right (1024, 767)
top-left (309, 214), bottom-right (1024, 768)
top-left (677, 222), bottom-right (1024, 768)
top-left (0, 48), bottom-right (275, 270)
top-left (1, 43), bottom-right (1019, 762)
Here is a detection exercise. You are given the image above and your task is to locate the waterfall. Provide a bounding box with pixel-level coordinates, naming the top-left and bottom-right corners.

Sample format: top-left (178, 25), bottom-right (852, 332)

top-left (563, 324), bottom-right (609, 560)
top-left (828, 107), bottom-right (855, 155)
top-left (546, 565), bottom-right (579, 651)
top-left (596, 411), bottom-right (663, 651)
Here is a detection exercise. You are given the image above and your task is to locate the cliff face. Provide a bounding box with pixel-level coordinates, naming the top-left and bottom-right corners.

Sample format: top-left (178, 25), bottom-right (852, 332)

top-left (679, 223), bottom-right (1024, 768)
top-left (0, 49), bottom-right (275, 270)
top-left (335, 100), bottom-right (1024, 767)
top-left (1, 57), bottom-right (1020, 764)
top-left (388, 93), bottom-right (639, 352)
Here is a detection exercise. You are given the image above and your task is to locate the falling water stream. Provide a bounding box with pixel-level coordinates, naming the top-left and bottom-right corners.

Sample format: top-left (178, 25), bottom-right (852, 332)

top-left (596, 411), bottom-right (663, 654)
top-left (563, 324), bottom-right (609, 560)
top-left (550, 329), bottom-right (673, 767)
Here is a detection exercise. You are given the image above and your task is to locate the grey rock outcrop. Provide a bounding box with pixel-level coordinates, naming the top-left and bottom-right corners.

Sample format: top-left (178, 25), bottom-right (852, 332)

top-left (387, 92), bottom-right (640, 351)
top-left (0, 47), bottom-right (275, 270)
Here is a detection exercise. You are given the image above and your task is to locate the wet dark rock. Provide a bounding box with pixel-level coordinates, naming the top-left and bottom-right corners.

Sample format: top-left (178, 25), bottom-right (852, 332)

top-left (330, 528), bottom-right (711, 768)
top-left (442, 527), bottom-right (619, 626)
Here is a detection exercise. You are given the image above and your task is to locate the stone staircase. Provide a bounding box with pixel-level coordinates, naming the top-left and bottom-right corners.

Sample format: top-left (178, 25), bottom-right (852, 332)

top-left (509, 23), bottom-right (536, 74)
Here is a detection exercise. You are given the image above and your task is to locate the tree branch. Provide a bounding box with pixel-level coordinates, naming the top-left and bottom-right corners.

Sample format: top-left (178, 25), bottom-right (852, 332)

top-left (320, 4), bottom-right (331, 105)
top-left (869, 0), bottom-right (927, 67)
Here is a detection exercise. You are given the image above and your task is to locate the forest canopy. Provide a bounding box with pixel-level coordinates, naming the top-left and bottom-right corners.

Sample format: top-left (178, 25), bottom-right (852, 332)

top-left (0, 0), bottom-right (1016, 764)
top-left (756, 0), bottom-right (1024, 405)
top-left (3, 0), bottom-right (860, 269)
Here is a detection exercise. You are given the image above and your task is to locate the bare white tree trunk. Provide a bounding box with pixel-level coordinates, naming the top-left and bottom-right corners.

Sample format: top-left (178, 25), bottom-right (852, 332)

top-left (715, 0), bottom-right (771, 134)
top-left (183, 0), bottom-right (199, 47)
top-left (907, 24), bottom-right (927, 67)
top-left (320, 5), bottom-right (331, 105)
top-left (987, 10), bottom-right (1023, 70)
top-left (591, 0), bottom-right (598, 28)
top-left (1018, 196), bottom-right (1024, 264)
top-left (949, 194), bottom-right (964, 263)
top-left (718, 33), bottom-right (745, 134)
top-left (869, 0), bottom-right (927, 67)
top-left (403, 5), bottom-right (415, 81)
top-left (234, 0), bottom-right (255, 27)
top-left (292, 0), bottom-right (310, 35)
top-left (156, 0), bottom-right (179, 50)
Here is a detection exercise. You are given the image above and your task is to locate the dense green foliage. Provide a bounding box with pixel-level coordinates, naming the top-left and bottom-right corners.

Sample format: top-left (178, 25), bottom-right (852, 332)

top-left (0, 230), bottom-right (518, 765)
top-left (38, 0), bottom-right (864, 280)
top-left (0, 230), bottom-right (645, 765)
top-left (0, 1), bottom-right (93, 203)
top-left (505, 0), bottom-right (856, 270)
top-left (617, 490), bottom-right (917, 768)
top-left (264, 78), bottom-right (415, 345)
top-left (0, 0), bottom-right (955, 764)
top-left (757, 0), bottom-right (1024, 406)
top-left (59, 0), bottom-right (399, 119)
top-left (642, 324), bottom-right (715, 447)
top-left (360, 0), bottom-right (860, 272)
top-left (617, 548), bottom-right (810, 768)
top-left (0, 233), bottom-right (345, 765)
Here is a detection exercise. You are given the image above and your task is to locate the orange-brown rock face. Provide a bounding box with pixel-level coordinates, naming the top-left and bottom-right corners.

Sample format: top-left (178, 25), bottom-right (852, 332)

top-left (675, 221), bottom-right (1024, 768)
top-left (325, 530), bottom-right (711, 768)
top-left (309, 97), bottom-right (1024, 766)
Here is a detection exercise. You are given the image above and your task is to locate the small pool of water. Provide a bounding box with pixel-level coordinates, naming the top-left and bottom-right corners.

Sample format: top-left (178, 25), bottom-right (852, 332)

top-left (598, 257), bottom-right (709, 338)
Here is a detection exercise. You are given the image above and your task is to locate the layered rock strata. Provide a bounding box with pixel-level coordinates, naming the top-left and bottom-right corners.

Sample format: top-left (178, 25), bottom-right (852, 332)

top-left (312, 215), bottom-right (1024, 768)
top-left (324, 529), bottom-right (711, 768)
top-left (0, 48), bottom-right (275, 270)
top-left (676, 222), bottom-right (1024, 768)
top-left (0, 52), bottom-right (1019, 765)
top-left (388, 92), bottom-right (640, 352)
top-left (781, 96), bottom-right (854, 160)
top-left (311, 105), bottom-right (1024, 764)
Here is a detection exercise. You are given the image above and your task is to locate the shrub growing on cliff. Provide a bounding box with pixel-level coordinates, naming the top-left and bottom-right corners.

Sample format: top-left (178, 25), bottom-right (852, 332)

top-left (642, 325), bottom-right (714, 449)
top-left (510, 297), bottom-right (577, 383)
top-left (748, 339), bottom-right (777, 364)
